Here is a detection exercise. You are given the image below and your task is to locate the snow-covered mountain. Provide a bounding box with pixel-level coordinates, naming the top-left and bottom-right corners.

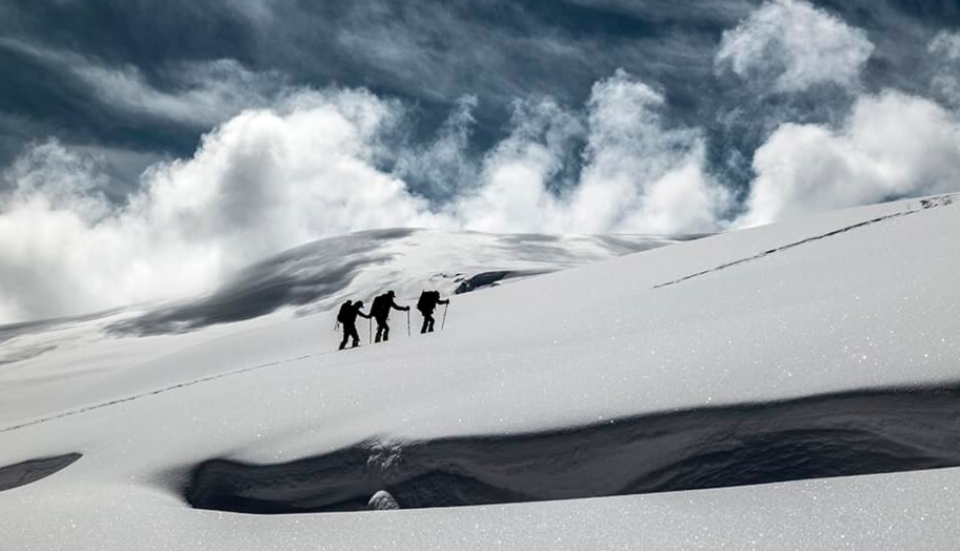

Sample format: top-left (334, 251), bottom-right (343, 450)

top-left (2, 196), bottom-right (960, 550)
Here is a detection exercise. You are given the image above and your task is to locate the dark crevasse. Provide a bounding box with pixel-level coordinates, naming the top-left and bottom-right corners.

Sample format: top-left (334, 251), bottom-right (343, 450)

top-left (185, 384), bottom-right (960, 514)
top-left (0, 453), bottom-right (82, 493)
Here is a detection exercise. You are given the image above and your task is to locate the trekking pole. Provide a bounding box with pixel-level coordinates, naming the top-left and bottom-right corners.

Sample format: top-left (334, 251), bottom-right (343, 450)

top-left (441, 303), bottom-right (449, 330)
top-left (407, 311), bottom-right (411, 336)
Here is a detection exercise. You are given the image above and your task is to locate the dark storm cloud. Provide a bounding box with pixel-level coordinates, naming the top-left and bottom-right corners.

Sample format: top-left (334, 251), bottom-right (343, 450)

top-left (0, 0), bottom-right (753, 186)
top-left (273, 0), bottom-right (754, 144)
top-left (0, 0), bottom-right (257, 70)
top-left (3, 0), bottom-right (951, 188)
top-left (0, 0), bottom-right (265, 191)
top-left (816, 1), bottom-right (958, 91)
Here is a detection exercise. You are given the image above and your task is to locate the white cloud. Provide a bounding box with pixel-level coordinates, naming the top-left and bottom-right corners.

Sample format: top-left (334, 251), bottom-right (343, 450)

top-left (715, 1), bottom-right (960, 230)
top-left (0, 89), bottom-right (442, 322)
top-left (73, 58), bottom-right (285, 128)
top-left (572, 70), bottom-right (729, 234)
top-left (1, 141), bottom-right (111, 221)
top-left (454, 97), bottom-right (584, 233)
top-left (0, 143), bottom-right (115, 322)
top-left (4, 58), bottom-right (958, 324)
top-left (737, 91), bottom-right (960, 227)
top-left (0, 70), bottom-right (738, 323)
top-left (456, 70), bottom-right (731, 235)
top-left (715, 0), bottom-right (874, 93)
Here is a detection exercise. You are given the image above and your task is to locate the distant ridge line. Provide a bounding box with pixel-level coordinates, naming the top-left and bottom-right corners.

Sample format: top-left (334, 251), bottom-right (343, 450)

top-left (654, 195), bottom-right (956, 290)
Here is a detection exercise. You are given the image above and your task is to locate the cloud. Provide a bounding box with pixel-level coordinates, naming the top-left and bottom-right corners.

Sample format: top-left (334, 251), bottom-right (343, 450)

top-left (0, 89), bottom-right (441, 323)
top-left (561, 0), bottom-right (755, 25)
top-left (930, 31), bottom-right (960, 59)
top-left (737, 91), bottom-right (960, 227)
top-left (394, 95), bottom-right (481, 202)
top-left (715, 0), bottom-right (875, 93)
top-left (710, 1), bottom-right (960, 230)
top-left (0, 38), bottom-right (284, 129)
top-left (0, 70), bottom-right (737, 324)
top-left (574, 70), bottom-right (729, 234)
top-left (929, 31), bottom-right (960, 109)
top-left (453, 97), bottom-right (585, 233)
top-left (75, 58), bottom-right (285, 128)
top-left (0, 141), bottom-right (115, 322)
top-left (456, 70), bottom-right (730, 235)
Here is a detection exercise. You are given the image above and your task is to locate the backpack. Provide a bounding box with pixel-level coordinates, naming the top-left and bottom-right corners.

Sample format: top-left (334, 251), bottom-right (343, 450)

top-left (417, 291), bottom-right (439, 313)
top-left (374, 294), bottom-right (396, 319)
top-left (336, 301), bottom-right (352, 324)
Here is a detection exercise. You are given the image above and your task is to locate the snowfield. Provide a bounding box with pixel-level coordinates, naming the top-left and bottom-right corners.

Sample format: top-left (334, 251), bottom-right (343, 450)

top-left (0, 230), bottom-right (677, 428)
top-left (2, 196), bottom-right (960, 550)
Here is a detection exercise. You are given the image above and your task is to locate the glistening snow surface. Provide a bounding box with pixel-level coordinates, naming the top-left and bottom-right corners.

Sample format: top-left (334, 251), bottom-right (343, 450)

top-left (1, 196), bottom-right (959, 549)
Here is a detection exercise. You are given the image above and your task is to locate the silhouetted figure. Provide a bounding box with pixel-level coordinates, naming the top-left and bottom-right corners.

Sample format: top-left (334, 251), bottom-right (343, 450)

top-left (370, 290), bottom-right (409, 343)
top-left (416, 290), bottom-right (449, 334)
top-left (337, 300), bottom-right (371, 350)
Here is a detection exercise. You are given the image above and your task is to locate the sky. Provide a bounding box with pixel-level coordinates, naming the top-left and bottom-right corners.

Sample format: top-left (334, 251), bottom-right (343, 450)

top-left (1, 0), bottom-right (959, 324)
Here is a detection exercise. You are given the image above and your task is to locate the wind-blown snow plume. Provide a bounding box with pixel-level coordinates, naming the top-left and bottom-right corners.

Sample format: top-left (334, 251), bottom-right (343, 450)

top-left (0, 90), bottom-right (441, 322)
top-left (453, 96), bottom-right (584, 234)
top-left (457, 71), bottom-right (729, 234)
top-left (739, 92), bottom-right (960, 227)
top-left (715, 0), bottom-right (874, 93)
top-left (720, 1), bottom-right (960, 228)
top-left (573, 71), bottom-right (728, 234)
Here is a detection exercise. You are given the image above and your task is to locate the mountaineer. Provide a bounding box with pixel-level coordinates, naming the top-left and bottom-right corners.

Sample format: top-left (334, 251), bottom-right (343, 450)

top-left (336, 299), bottom-right (371, 350)
top-left (416, 290), bottom-right (450, 334)
top-left (370, 290), bottom-right (410, 343)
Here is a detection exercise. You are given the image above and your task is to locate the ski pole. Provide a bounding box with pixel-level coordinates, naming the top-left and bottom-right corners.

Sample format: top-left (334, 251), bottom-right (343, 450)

top-left (368, 317), bottom-right (372, 344)
top-left (441, 303), bottom-right (449, 330)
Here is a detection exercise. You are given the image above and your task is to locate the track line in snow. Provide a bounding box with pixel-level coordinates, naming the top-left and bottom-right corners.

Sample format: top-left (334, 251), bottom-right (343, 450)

top-left (654, 195), bottom-right (956, 290)
top-left (0, 350), bottom-right (337, 435)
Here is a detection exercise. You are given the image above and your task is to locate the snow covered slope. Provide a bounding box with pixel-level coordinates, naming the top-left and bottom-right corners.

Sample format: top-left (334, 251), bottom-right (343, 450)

top-left (0, 229), bottom-right (677, 427)
top-left (107, 229), bottom-right (681, 336)
top-left (2, 195), bottom-right (960, 550)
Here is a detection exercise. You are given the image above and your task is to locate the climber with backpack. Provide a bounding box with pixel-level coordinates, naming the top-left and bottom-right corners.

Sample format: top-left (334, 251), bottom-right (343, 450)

top-left (370, 290), bottom-right (410, 343)
top-left (336, 299), bottom-right (371, 350)
top-left (416, 290), bottom-right (450, 334)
